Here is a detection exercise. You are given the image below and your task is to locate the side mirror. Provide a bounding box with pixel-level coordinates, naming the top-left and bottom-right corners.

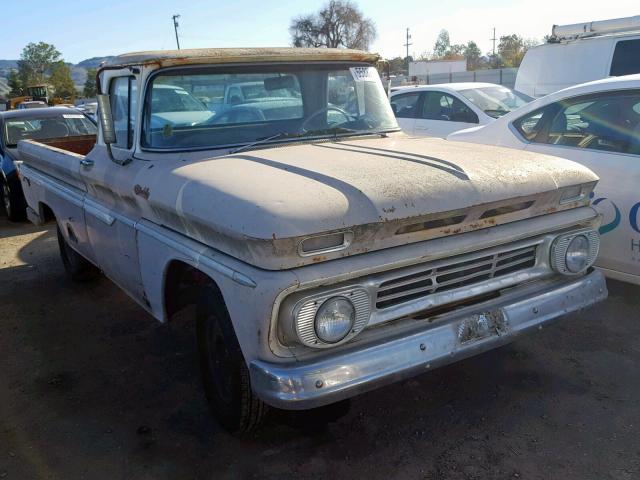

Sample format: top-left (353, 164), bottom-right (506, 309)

top-left (96, 94), bottom-right (131, 166)
top-left (97, 94), bottom-right (116, 145)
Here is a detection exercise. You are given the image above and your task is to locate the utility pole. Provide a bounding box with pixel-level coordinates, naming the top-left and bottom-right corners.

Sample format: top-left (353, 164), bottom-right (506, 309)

top-left (172, 14), bottom-right (181, 50)
top-left (403, 28), bottom-right (412, 72)
top-left (491, 27), bottom-right (497, 56)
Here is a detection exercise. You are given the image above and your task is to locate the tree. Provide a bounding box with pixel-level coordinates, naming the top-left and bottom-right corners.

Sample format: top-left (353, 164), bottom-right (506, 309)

top-left (498, 35), bottom-right (538, 67)
top-left (17, 42), bottom-right (62, 86)
top-left (49, 61), bottom-right (76, 98)
top-left (290, 1), bottom-right (377, 50)
top-left (7, 69), bottom-right (22, 96)
top-left (83, 68), bottom-right (97, 98)
top-left (463, 41), bottom-right (482, 70)
top-left (433, 30), bottom-right (451, 58)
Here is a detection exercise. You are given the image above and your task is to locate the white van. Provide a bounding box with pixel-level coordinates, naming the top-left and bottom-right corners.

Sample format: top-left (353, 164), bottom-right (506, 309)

top-left (515, 15), bottom-right (640, 97)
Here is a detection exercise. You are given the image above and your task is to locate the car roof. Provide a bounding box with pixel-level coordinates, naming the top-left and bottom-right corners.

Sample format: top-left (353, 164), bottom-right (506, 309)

top-left (391, 83), bottom-right (504, 95)
top-left (102, 47), bottom-right (379, 69)
top-left (551, 73), bottom-right (640, 96)
top-left (0, 107), bottom-right (85, 119)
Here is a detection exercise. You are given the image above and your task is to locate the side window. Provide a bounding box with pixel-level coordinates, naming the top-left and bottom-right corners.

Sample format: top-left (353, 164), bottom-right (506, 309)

top-left (420, 92), bottom-right (479, 123)
top-left (109, 77), bottom-right (137, 149)
top-left (517, 91), bottom-right (640, 155)
top-left (390, 92), bottom-right (420, 118)
top-left (610, 39), bottom-right (640, 76)
top-left (513, 106), bottom-right (551, 141)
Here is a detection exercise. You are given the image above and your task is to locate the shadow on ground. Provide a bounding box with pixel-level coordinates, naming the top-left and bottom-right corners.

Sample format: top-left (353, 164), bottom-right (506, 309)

top-left (1, 215), bottom-right (639, 479)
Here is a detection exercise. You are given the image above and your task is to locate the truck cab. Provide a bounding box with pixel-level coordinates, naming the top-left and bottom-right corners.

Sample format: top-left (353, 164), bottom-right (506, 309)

top-left (17, 47), bottom-right (607, 433)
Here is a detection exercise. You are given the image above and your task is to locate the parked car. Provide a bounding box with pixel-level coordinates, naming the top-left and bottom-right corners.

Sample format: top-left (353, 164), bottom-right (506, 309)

top-left (0, 107), bottom-right (97, 221)
top-left (390, 83), bottom-right (532, 138)
top-left (449, 74), bottom-right (640, 285)
top-left (516, 15), bottom-right (640, 97)
top-left (18, 47), bottom-right (607, 433)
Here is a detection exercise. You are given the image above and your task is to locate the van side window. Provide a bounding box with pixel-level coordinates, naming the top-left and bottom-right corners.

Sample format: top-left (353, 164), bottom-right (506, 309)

top-left (390, 92), bottom-right (420, 118)
top-left (610, 39), bottom-right (640, 76)
top-left (420, 92), bottom-right (479, 123)
top-left (517, 91), bottom-right (640, 155)
top-left (109, 77), bottom-right (138, 149)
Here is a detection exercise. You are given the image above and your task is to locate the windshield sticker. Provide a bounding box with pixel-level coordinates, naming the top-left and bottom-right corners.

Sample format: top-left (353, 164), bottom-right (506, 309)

top-left (350, 66), bottom-right (377, 82)
top-left (62, 114), bottom-right (85, 119)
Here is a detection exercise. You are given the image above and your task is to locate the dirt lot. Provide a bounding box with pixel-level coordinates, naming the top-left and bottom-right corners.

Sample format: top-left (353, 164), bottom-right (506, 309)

top-left (1, 215), bottom-right (639, 480)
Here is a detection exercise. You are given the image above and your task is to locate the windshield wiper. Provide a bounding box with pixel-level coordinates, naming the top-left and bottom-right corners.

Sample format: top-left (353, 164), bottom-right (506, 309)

top-left (228, 132), bottom-right (293, 154)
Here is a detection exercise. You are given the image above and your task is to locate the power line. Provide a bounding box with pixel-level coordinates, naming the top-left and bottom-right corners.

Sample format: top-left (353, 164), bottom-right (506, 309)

top-left (172, 14), bottom-right (181, 50)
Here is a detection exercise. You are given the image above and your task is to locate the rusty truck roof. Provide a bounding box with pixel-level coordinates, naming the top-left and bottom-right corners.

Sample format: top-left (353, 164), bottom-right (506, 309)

top-left (102, 47), bottom-right (380, 68)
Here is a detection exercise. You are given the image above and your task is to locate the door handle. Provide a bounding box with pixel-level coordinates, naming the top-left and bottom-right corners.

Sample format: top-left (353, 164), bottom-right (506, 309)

top-left (80, 159), bottom-right (94, 168)
top-left (415, 126), bottom-right (429, 131)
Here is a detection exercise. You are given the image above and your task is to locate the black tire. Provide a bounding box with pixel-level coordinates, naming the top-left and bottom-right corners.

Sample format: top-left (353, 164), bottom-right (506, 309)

top-left (196, 286), bottom-right (267, 434)
top-left (1, 178), bottom-right (26, 222)
top-left (56, 224), bottom-right (99, 282)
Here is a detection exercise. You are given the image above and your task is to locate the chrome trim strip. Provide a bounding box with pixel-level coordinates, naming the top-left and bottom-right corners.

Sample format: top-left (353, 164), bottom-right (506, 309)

top-left (21, 165), bottom-right (83, 208)
top-left (252, 270), bottom-right (607, 410)
top-left (135, 220), bottom-right (257, 288)
top-left (83, 199), bottom-right (116, 226)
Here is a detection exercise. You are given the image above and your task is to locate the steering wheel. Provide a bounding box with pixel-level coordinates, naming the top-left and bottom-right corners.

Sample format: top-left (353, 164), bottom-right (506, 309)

top-left (299, 106), bottom-right (352, 133)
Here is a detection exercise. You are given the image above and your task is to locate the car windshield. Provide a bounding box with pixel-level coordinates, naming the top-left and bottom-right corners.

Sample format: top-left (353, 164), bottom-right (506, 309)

top-left (458, 86), bottom-right (532, 118)
top-left (143, 64), bottom-right (399, 150)
top-left (4, 113), bottom-right (97, 147)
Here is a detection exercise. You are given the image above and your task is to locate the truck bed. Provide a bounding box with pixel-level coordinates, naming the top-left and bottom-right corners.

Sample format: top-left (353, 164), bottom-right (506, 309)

top-left (37, 134), bottom-right (96, 156)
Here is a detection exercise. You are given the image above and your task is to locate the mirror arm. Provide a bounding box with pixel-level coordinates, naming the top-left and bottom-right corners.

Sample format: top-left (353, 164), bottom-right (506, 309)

top-left (105, 143), bottom-right (132, 166)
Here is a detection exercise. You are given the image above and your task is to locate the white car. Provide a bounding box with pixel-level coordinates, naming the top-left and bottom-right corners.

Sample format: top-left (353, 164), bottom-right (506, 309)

top-left (389, 83), bottom-right (532, 138)
top-left (449, 74), bottom-right (640, 285)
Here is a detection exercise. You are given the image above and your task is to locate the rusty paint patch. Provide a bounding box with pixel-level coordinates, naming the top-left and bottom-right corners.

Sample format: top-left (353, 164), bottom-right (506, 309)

top-left (134, 184), bottom-right (150, 200)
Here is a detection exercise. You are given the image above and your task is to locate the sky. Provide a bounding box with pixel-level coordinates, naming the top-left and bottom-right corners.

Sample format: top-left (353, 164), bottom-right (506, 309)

top-left (0, 0), bottom-right (638, 63)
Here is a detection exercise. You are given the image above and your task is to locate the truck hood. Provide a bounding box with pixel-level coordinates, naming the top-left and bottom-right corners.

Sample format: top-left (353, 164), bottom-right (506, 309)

top-left (147, 135), bottom-right (598, 270)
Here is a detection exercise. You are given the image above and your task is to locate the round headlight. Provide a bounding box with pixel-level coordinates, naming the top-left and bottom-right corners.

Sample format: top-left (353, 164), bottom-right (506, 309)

top-left (314, 296), bottom-right (355, 343)
top-left (565, 235), bottom-right (590, 273)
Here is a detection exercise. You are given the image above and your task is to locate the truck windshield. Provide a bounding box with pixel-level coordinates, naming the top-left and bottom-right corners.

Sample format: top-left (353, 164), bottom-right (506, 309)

top-left (5, 113), bottom-right (97, 147)
top-left (142, 64), bottom-right (399, 150)
top-left (458, 86), bottom-right (533, 118)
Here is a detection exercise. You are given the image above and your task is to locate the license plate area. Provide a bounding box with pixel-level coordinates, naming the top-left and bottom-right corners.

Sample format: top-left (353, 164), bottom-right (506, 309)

top-left (457, 310), bottom-right (508, 344)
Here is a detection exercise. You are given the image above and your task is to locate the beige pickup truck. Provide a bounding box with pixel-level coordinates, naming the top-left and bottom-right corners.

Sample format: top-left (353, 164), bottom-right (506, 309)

top-left (18, 47), bottom-right (607, 433)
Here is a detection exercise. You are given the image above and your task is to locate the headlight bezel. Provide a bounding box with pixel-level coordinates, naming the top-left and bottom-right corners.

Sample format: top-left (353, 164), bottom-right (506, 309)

top-left (551, 230), bottom-right (599, 275)
top-left (291, 288), bottom-right (371, 349)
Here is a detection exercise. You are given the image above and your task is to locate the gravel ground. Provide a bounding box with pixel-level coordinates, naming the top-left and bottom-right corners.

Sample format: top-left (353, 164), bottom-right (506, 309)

top-left (0, 216), bottom-right (639, 480)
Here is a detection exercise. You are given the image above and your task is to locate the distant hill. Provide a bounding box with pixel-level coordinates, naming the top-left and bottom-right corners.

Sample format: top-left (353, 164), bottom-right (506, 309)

top-left (0, 56), bottom-right (114, 98)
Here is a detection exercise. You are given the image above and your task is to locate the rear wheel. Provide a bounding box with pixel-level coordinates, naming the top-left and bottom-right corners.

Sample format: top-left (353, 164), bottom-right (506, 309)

top-left (56, 224), bottom-right (99, 282)
top-left (196, 286), bottom-right (267, 434)
top-left (1, 179), bottom-right (26, 222)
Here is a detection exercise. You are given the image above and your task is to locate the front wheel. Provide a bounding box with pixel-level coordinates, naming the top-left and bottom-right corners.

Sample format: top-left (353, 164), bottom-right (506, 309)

top-left (197, 287), bottom-right (267, 434)
top-left (56, 224), bottom-right (99, 282)
top-left (1, 179), bottom-right (26, 222)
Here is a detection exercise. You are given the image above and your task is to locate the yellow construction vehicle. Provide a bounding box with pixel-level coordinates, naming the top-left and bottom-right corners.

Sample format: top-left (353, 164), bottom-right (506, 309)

top-left (6, 84), bottom-right (73, 109)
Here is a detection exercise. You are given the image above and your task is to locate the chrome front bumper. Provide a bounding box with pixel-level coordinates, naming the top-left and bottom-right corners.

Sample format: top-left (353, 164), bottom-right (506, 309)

top-left (250, 270), bottom-right (607, 410)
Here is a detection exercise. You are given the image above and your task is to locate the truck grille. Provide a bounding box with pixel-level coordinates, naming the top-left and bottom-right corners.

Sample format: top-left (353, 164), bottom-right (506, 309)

top-left (376, 245), bottom-right (537, 309)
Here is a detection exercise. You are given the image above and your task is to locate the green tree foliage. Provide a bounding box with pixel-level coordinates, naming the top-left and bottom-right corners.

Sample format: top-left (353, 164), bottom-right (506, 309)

top-left (7, 69), bottom-right (23, 96)
top-left (433, 30), bottom-right (451, 58)
top-left (290, 1), bottom-right (377, 50)
top-left (83, 68), bottom-right (97, 98)
top-left (17, 42), bottom-right (62, 86)
top-left (498, 35), bottom-right (538, 67)
top-left (49, 61), bottom-right (76, 98)
top-left (463, 41), bottom-right (482, 70)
